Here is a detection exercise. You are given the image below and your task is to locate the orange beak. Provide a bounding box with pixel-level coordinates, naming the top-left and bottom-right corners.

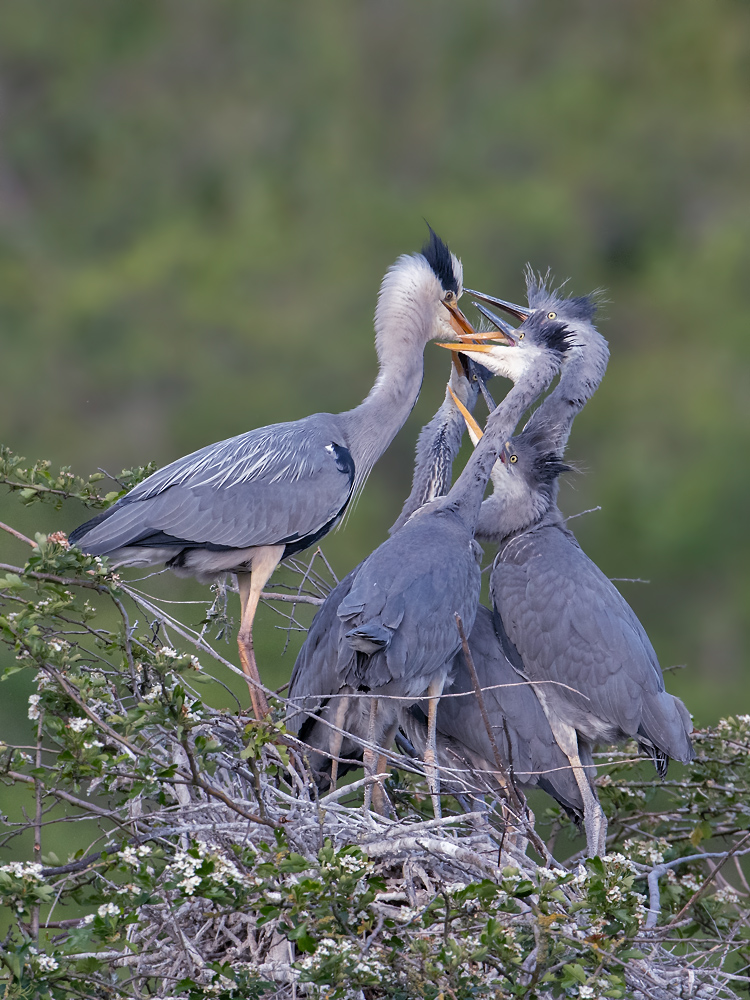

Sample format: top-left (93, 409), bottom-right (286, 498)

top-left (448, 386), bottom-right (483, 441)
top-left (438, 342), bottom-right (496, 355)
top-left (442, 297), bottom-right (514, 346)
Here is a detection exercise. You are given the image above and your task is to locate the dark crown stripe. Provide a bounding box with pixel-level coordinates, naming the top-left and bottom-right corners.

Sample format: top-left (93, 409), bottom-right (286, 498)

top-left (421, 225), bottom-right (458, 294)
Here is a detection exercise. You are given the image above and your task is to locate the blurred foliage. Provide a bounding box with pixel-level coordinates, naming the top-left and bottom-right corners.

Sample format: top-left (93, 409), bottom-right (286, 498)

top-left (0, 0), bottom-right (748, 728)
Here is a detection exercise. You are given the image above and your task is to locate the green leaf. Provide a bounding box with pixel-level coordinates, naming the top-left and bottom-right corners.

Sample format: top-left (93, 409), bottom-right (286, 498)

top-left (563, 963), bottom-right (588, 984)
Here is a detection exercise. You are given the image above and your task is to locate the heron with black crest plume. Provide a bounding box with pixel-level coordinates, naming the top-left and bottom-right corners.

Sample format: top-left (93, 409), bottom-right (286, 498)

top-left (69, 229), bottom-right (487, 720)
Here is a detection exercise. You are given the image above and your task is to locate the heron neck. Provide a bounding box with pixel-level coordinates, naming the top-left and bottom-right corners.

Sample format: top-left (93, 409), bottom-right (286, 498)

top-left (388, 386), bottom-right (471, 535)
top-left (438, 362), bottom-right (558, 531)
top-left (341, 320), bottom-right (429, 495)
top-left (523, 330), bottom-right (609, 454)
top-left (475, 484), bottom-right (552, 544)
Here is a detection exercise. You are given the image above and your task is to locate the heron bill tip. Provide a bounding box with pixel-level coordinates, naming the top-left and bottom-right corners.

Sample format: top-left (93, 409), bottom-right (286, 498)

top-left (448, 386), bottom-right (483, 442)
top-left (464, 287), bottom-right (530, 322)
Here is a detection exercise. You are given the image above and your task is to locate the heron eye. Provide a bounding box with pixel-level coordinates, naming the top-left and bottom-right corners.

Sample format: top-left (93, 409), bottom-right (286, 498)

top-left (547, 311), bottom-right (557, 319)
top-left (509, 454), bottom-right (518, 464)
top-left (518, 332), bottom-right (525, 340)
top-left (444, 290), bottom-right (455, 302)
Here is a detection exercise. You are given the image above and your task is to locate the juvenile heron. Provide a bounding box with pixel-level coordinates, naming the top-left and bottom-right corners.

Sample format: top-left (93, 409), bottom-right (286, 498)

top-left (337, 313), bottom-right (571, 813)
top-left (287, 354), bottom-right (494, 792)
top-left (456, 284), bottom-right (694, 855)
top-left (69, 230), bottom-right (481, 719)
top-left (466, 270), bottom-right (609, 459)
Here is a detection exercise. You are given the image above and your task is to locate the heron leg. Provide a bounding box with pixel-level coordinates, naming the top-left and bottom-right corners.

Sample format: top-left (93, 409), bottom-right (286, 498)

top-left (328, 694), bottom-right (349, 792)
top-left (545, 717), bottom-right (606, 857)
top-left (372, 717), bottom-right (399, 817)
top-left (423, 676), bottom-right (445, 819)
top-left (363, 696), bottom-right (379, 813)
top-left (236, 544), bottom-right (284, 720)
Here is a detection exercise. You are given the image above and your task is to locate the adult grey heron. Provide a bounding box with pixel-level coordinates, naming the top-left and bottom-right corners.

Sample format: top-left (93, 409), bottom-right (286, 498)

top-left (455, 285), bottom-right (694, 855)
top-left (287, 353), bottom-right (495, 793)
top-left (69, 230), bottom-right (481, 720)
top-left (337, 312), bottom-right (571, 814)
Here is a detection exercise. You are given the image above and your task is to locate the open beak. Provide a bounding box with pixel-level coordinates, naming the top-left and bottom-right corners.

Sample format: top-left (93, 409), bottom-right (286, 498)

top-left (464, 287), bottom-right (530, 322)
top-left (442, 296), bottom-right (514, 346)
top-left (437, 320), bottom-right (518, 356)
top-left (467, 303), bottom-right (517, 341)
top-left (448, 386), bottom-right (483, 443)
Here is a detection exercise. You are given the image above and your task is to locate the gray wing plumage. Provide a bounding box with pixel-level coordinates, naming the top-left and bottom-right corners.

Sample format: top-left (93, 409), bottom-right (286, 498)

top-left (492, 521), bottom-right (694, 764)
top-left (286, 570), bottom-right (370, 784)
top-left (71, 413), bottom-right (355, 555)
top-left (425, 605), bottom-right (588, 818)
top-left (338, 513), bottom-right (483, 696)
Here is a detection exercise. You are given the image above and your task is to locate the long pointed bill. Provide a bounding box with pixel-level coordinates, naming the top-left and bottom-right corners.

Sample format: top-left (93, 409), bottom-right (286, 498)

top-left (448, 386), bottom-right (483, 444)
top-left (438, 342), bottom-right (496, 355)
top-left (472, 302), bottom-right (518, 340)
top-left (442, 297), bottom-right (514, 345)
top-left (464, 287), bottom-right (530, 322)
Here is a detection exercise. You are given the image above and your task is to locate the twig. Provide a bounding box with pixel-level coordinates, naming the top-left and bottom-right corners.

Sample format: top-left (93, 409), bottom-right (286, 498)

top-left (261, 591), bottom-right (324, 606)
top-left (0, 521), bottom-right (35, 546)
top-left (666, 831), bottom-right (750, 927)
top-left (31, 711), bottom-right (43, 942)
top-left (643, 838), bottom-right (750, 930)
top-left (0, 561), bottom-right (109, 592)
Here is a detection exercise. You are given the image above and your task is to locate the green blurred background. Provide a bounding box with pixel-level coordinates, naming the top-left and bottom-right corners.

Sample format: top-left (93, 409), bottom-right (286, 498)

top-left (1, 0), bottom-right (749, 754)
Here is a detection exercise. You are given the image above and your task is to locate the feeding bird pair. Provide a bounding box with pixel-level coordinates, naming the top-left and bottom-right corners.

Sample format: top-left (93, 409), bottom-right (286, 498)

top-left (69, 230), bottom-right (694, 855)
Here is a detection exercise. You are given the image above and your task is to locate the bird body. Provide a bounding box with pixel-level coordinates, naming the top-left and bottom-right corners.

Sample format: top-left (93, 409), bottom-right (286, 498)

top-left (287, 357), bottom-right (492, 788)
top-left (401, 604), bottom-right (592, 822)
top-left (70, 230), bottom-right (475, 718)
top-left (491, 502), bottom-right (694, 772)
top-left (71, 414), bottom-right (356, 579)
top-left (339, 512), bottom-right (483, 697)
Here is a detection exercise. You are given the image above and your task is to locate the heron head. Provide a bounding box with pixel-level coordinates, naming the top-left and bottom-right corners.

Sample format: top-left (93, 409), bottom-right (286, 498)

top-left (499, 430), bottom-right (572, 491)
top-left (465, 269), bottom-right (600, 340)
top-left (437, 312), bottom-right (571, 382)
top-left (420, 226), bottom-right (514, 346)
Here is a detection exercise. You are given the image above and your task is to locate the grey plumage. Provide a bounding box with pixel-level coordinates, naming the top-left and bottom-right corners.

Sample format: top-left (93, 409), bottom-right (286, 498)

top-left (459, 279), bottom-right (694, 854)
top-left (70, 230), bottom-right (476, 719)
top-left (287, 358), bottom-right (492, 788)
top-left (491, 486), bottom-right (695, 772)
top-left (400, 605), bottom-right (592, 822)
top-left (71, 418), bottom-right (356, 575)
top-left (333, 314), bottom-right (570, 812)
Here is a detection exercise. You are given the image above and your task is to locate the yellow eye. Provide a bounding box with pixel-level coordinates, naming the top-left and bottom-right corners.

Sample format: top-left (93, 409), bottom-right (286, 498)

top-left (518, 332), bottom-right (525, 340)
top-left (509, 454), bottom-right (518, 464)
top-left (547, 311), bottom-right (557, 319)
top-left (444, 290), bottom-right (455, 303)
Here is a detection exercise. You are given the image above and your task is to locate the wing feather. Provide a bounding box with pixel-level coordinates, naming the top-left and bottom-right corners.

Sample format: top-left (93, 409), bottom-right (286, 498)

top-left (72, 413), bottom-right (354, 554)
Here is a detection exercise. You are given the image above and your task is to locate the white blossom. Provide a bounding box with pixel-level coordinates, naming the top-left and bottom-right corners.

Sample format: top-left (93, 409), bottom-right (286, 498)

top-left (34, 954), bottom-right (59, 972)
top-left (67, 717), bottom-right (90, 733)
top-left (0, 862), bottom-right (44, 880)
top-left (97, 902), bottom-right (120, 918)
top-left (27, 694), bottom-right (41, 720)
